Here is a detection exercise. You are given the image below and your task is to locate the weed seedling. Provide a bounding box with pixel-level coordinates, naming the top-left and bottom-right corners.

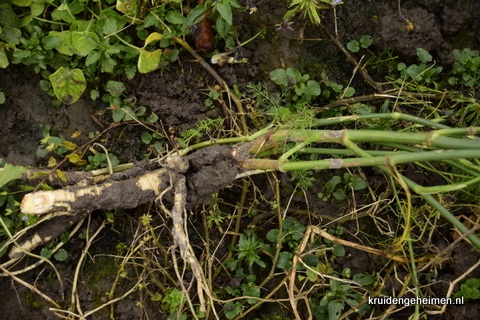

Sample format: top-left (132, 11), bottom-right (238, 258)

top-left (317, 172), bottom-right (367, 201)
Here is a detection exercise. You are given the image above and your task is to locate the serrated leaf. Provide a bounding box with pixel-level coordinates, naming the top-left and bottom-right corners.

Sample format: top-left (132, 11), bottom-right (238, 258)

top-left (49, 67), bottom-right (86, 105)
top-left (0, 163), bottom-right (26, 188)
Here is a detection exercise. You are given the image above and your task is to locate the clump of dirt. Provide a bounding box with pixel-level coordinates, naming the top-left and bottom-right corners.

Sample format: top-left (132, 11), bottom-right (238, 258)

top-left (185, 144), bottom-right (240, 207)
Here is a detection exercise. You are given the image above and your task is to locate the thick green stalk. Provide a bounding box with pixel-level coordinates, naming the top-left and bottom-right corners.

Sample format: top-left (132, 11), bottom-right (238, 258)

top-left (312, 112), bottom-right (451, 129)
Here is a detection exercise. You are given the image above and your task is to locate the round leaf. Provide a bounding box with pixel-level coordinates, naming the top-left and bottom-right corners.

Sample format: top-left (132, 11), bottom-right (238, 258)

top-left (71, 31), bottom-right (99, 56)
top-left (347, 40), bottom-right (360, 52)
top-left (138, 48), bottom-right (162, 73)
top-left (49, 67), bottom-right (87, 105)
top-left (417, 48), bottom-right (432, 63)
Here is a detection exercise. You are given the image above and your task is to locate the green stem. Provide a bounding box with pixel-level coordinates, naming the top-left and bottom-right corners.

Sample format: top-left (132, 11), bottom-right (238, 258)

top-left (312, 112), bottom-right (451, 129)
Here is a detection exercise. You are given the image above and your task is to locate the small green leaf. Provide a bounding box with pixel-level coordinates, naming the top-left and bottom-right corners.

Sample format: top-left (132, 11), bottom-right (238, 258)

top-left (165, 11), bottom-right (185, 24)
top-left (332, 189), bottom-right (345, 200)
top-left (343, 87), bottom-right (355, 97)
top-left (353, 273), bottom-right (375, 286)
top-left (86, 51), bottom-right (101, 66)
top-left (328, 301), bottom-right (344, 320)
top-left (266, 229), bottom-right (279, 242)
top-left (49, 67), bottom-right (86, 105)
top-left (304, 80), bottom-right (321, 96)
top-left (141, 133), bottom-right (152, 144)
top-left (51, 2), bottom-right (76, 23)
top-left (350, 176), bottom-right (367, 190)
top-left (0, 44), bottom-right (8, 69)
top-left (224, 301), bottom-right (242, 319)
top-left (1, 26), bottom-right (22, 45)
top-left (332, 244), bottom-right (345, 257)
top-left (0, 91), bottom-right (5, 104)
top-left (269, 69), bottom-right (288, 86)
top-left (359, 35), bottom-right (373, 48)
top-left (40, 247), bottom-right (53, 259)
top-left (183, 5), bottom-right (205, 27)
top-left (103, 16), bottom-right (118, 34)
top-left (417, 48), bottom-right (432, 63)
top-left (106, 80), bottom-right (125, 97)
top-left (347, 40), bottom-right (359, 52)
top-left (217, 2), bottom-right (233, 25)
top-left (30, 2), bottom-right (45, 17)
top-left (54, 248), bottom-right (68, 261)
top-left (277, 251), bottom-right (293, 270)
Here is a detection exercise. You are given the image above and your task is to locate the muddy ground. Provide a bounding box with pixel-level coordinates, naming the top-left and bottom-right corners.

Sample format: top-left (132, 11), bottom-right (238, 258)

top-left (1, 0), bottom-right (480, 319)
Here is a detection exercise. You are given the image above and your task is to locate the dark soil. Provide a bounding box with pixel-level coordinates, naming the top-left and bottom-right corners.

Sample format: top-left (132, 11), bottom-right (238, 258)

top-left (1, 0), bottom-right (480, 319)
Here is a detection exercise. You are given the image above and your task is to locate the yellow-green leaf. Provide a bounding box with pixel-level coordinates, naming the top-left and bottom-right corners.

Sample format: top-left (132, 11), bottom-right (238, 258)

top-left (138, 49), bottom-right (162, 73)
top-left (55, 169), bottom-right (68, 182)
top-left (49, 67), bottom-right (86, 105)
top-left (12, 0), bottom-right (32, 7)
top-left (66, 154), bottom-right (81, 164)
top-left (144, 32), bottom-right (163, 48)
top-left (62, 141), bottom-right (78, 150)
top-left (49, 31), bottom-right (73, 56)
